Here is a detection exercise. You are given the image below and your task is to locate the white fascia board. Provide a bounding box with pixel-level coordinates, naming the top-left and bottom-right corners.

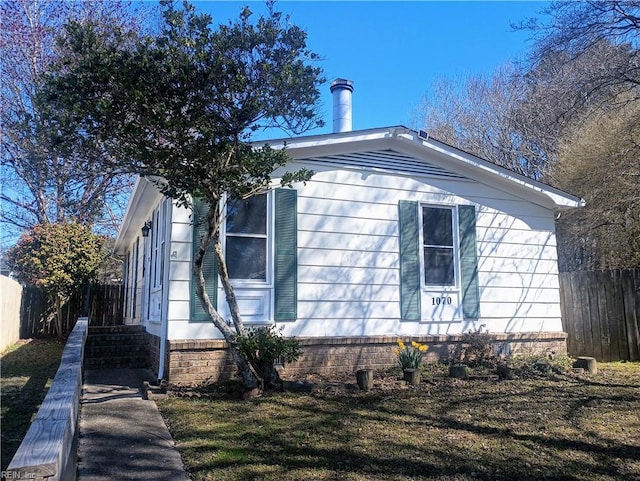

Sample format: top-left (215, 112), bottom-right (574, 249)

top-left (258, 126), bottom-right (585, 211)
top-left (410, 134), bottom-right (585, 210)
top-left (114, 176), bottom-right (164, 254)
top-left (255, 126), bottom-right (396, 155)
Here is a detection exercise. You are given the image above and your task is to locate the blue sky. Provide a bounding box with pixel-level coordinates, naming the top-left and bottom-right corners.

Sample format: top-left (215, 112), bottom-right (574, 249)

top-left (2, 1), bottom-right (549, 249)
top-left (193, 1), bottom-right (549, 138)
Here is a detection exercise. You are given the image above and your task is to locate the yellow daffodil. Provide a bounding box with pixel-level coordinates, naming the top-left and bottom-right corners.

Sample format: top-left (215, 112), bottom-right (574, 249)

top-left (394, 339), bottom-right (427, 369)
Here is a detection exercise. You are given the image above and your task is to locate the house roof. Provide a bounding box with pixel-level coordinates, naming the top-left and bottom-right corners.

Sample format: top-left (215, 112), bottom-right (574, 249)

top-left (115, 125), bottom-right (584, 253)
top-left (256, 125), bottom-right (585, 211)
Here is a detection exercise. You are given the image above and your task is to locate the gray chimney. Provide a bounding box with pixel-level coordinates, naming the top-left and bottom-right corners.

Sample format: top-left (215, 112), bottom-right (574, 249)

top-left (330, 78), bottom-right (354, 133)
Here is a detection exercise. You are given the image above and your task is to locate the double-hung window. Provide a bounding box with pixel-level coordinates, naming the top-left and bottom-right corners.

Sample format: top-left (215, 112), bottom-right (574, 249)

top-left (422, 206), bottom-right (457, 287)
top-left (420, 204), bottom-right (462, 321)
top-left (399, 200), bottom-right (479, 322)
top-left (191, 189), bottom-right (298, 324)
top-left (225, 194), bottom-right (269, 281)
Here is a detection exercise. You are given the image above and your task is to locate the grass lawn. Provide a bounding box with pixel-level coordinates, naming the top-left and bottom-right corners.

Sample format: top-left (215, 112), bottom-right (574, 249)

top-left (157, 362), bottom-right (640, 481)
top-left (1, 339), bottom-right (64, 471)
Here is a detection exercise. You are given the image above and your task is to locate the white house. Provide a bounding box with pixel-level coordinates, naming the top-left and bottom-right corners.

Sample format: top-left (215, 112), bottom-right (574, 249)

top-left (114, 79), bottom-right (584, 384)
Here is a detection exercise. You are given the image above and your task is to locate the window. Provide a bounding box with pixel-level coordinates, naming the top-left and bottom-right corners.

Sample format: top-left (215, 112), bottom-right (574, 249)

top-left (399, 200), bottom-right (479, 321)
top-left (191, 189), bottom-right (298, 322)
top-left (225, 194), bottom-right (268, 281)
top-left (422, 206), bottom-right (456, 286)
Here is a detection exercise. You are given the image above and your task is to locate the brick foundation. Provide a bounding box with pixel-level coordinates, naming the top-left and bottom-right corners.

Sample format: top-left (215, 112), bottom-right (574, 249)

top-left (161, 331), bottom-right (567, 385)
top-left (147, 331), bottom-right (162, 376)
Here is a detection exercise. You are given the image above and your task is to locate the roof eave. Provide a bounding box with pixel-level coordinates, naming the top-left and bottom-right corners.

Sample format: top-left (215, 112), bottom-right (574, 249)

top-left (260, 126), bottom-right (585, 211)
top-left (114, 177), bottom-right (164, 254)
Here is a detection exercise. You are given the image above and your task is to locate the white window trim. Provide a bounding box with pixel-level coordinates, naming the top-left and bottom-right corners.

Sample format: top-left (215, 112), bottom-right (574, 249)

top-left (147, 202), bottom-right (167, 324)
top-left (418, 203), bottom-right (461, 293)
top-left (220, 192), bottom-right (274, 289)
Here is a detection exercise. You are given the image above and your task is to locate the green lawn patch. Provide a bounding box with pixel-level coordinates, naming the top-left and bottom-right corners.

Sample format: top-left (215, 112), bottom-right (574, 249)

top-left (1, 339), bottom-right (64, 471)
top-left (157, 362), bottom-right (640, 481)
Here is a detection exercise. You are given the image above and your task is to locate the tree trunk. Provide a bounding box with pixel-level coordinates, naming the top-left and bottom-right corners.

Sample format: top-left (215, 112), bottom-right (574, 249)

top-left (449, 364), bottom-right (468, 379)
top-left (192, 201), bottom-right (259, 389)
top-left (213, 237), bottom-right (245, 336)
top-left (54, 295), bottom-right (63, 339)
top-left (574, 356), bottom-right (598, 374)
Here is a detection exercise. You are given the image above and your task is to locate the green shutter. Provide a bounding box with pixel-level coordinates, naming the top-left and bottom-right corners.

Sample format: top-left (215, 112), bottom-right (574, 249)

top-left (398, 200), bottom-right (421, 321)
top-left (458, 205), bottom-right (480, 319)
top-left (274, 188), bottom-right (297, 321)
top-left (191, 198), bottom-right (218, 322)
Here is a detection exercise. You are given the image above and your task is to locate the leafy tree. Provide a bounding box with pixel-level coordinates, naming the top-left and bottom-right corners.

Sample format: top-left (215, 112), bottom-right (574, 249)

top-left (40, 0), bottom-right (324, 388)
top-left (7, 222), bottom-right (106, 337)
top-left (0, 0), bottom-right (148, 246)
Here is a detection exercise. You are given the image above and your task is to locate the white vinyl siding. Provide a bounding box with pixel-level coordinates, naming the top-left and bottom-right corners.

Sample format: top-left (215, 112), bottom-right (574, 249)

top-left (161, 149), bottom-right (565, 340)
top-left (286, 158), bottom-right (563, 338)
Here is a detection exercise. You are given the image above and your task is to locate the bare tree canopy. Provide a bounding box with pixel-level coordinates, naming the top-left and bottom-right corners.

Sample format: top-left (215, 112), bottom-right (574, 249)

top-left (522, 1), bottom-right (639, 55)
top-left (416, 64), bottom-right (551, 179)
top-left (417, 38), bottom-right (638, 181)
top-left (519, 1), bottom-right (640, 98)
top-left (417, 1), bottom-right (640, 270)
top-left (0, 0), bottom-right (149, 246)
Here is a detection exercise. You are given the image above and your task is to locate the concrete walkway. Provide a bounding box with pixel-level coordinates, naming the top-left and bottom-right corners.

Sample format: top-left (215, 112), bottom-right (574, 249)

top-left (77, 368), bottom-right (190, 481)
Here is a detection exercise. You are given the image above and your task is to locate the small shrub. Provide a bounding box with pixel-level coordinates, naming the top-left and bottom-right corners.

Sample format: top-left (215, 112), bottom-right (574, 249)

top-left (236, 325), bottom-right (301, 388)
top-left (422, 360), bottom-right (450, 378)
top-left (509, 354), bottom-right (575, 379)
top-left (449, 325), bottom-right (497, 369)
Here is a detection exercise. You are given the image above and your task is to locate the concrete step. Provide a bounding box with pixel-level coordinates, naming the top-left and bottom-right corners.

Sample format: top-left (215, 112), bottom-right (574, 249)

top-left (85, 344), bottom-right (148, 355)
top-left (88, 325), bottom-right (146, 335)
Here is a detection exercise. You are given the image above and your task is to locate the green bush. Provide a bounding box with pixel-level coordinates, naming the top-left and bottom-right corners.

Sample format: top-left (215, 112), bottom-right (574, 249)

top-left (235, 325), bottom-right (301, 388)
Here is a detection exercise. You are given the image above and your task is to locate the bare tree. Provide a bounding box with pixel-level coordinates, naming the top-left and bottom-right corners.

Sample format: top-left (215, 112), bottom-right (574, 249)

top-left (416, 39), bottom-right (637, 181)
top-left (552, 96), bottom-right (640, 271)
top-left (0, 0), bottom-right (150, 246)
top-left (519, 1), bottom-right (640, 98)
top-left (415, 64), bottom-right (541, 177)
top-left (416, 2), bottom-right (640, 270)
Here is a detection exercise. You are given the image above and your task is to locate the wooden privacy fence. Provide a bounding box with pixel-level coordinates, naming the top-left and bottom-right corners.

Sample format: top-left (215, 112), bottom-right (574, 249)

top-left (21, 284), bottom-right (124, 338)
top-left (560, 269), bottom-right (640, 361)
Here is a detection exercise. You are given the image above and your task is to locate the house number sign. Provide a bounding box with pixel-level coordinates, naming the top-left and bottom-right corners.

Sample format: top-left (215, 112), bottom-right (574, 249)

top-left (432, 296), bottom-right (453, 306)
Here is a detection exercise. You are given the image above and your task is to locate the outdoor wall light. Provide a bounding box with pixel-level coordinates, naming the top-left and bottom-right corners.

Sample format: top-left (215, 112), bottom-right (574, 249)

top-left (141, 221), bottom-right (152, 237)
